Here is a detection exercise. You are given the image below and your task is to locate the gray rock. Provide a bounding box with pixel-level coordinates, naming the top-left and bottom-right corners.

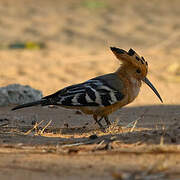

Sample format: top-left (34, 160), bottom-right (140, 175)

top-left (0, 84), bottom-right (43, 106)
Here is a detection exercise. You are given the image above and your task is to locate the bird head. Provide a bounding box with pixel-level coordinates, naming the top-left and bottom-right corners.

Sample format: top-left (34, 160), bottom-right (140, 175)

top-left (110, 47), bottom-right (163, 103)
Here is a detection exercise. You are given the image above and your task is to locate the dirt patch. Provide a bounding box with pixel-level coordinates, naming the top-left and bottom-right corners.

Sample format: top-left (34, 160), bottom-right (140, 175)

top-left (0, 105), bottom-right (180, 179)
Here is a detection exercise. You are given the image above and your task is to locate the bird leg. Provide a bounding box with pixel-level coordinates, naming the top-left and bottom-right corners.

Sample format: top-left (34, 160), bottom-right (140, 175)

top-left (93, 115), bottom-right (111, 129)
top-left (104, 116), bottom-right (111, 126)
top-left (98, 116), bottom-right (111, 126)
top-left (93, 115), bottom-right (104, 128)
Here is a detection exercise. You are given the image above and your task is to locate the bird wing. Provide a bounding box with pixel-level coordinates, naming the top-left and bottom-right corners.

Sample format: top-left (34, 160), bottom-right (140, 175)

top-left (43, 79), bottom-right (125, 107)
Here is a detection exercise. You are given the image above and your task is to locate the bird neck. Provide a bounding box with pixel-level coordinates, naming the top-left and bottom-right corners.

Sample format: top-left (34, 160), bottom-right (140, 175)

top-left (115, 65), bottom-right (142, 102)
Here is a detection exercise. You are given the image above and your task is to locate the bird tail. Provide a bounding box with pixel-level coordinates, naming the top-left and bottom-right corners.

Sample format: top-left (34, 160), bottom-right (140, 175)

top-left (11, 99), bottom-right (48, 111)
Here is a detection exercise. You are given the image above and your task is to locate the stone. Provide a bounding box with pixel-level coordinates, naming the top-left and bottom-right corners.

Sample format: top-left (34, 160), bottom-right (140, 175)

top-left (0, 84), bottom-right (43, 106)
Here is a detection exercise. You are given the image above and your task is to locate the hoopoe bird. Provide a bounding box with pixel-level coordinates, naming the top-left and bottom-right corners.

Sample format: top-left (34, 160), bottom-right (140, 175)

top-left (12, 47), bottom-right (163, 128)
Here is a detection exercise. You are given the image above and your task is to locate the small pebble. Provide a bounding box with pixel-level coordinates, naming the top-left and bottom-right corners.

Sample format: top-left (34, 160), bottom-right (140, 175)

top-left (75, 111), bottom-right (82, 115)
top-left (89, 134), bottom-right (98, 140)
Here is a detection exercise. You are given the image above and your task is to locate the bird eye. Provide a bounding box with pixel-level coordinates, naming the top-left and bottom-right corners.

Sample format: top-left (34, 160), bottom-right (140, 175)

top-left (136, 69), bottom-right (141, 74)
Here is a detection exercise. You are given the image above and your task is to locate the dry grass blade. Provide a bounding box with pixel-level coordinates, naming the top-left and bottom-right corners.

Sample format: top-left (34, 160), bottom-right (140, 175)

top-left (160, 125), bottom-right (166, 146)
top-left (106, 118), bottom-right (123, 134)
top-left (0, 123), bottom-right (9, 127)
top-left (125, 109), bottom-right (148, 131)
top-left (94, 140), bottom-right (105, 150)
top-left (39, 120), bottom-right (52, 135)
top-left (24, 120), bottom-right (44, 135)
top-left (61, 142), bottom-right (85, 148)
top-left (125, 117), bottom-right (140, 129)
top-left (61, 137), bottom-right (103, 148)
top-left (129, 118), bottom-right (139, 132)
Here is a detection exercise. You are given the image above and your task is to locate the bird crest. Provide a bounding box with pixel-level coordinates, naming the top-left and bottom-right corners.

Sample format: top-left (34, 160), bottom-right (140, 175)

top-left (110, 47), bottom-right (148, 76)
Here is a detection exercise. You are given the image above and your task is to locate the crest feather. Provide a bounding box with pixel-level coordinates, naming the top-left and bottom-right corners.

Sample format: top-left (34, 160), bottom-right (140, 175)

top-left (110, 47), bottom-right (148, 73)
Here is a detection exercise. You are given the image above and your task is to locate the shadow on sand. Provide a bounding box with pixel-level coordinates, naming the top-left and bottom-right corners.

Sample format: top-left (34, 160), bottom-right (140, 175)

top-left (0, 105), bottom-right (179, 147)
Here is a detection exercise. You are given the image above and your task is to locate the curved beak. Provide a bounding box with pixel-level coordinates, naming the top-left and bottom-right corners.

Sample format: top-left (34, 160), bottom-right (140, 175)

top-left (142, 77), bottom-right (163, 103)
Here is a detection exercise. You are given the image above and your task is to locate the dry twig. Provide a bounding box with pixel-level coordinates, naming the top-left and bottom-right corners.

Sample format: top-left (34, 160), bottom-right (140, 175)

top-left (24, 120), bottom-right (44, 135)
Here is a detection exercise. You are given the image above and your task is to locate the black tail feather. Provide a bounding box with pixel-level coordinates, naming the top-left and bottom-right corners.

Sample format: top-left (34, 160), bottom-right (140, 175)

top-left (11, 100), bottom-right (47, 111)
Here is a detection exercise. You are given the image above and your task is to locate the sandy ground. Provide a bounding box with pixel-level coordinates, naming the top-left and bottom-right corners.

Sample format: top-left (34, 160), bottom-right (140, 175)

top-left (0, 0), bottom-right (180, 179)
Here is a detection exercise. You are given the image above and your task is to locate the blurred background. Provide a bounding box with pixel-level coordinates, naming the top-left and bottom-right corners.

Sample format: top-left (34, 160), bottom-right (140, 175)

top-left (0, 0), bottom-right (179, 105)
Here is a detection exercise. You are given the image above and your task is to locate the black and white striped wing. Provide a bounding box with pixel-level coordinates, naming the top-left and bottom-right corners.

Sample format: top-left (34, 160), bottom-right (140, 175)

top-left (55, 79), bottom-right (125, 107)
